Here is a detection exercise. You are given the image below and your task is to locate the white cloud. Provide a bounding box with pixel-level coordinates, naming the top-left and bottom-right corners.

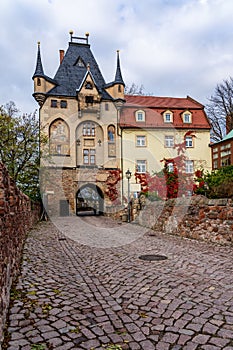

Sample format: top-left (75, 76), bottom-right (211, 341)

top-left (0, 0), bottom-right (233, 111)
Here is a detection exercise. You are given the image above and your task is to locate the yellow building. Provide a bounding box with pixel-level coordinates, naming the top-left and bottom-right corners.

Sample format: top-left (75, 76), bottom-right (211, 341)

top-left (120, 95), bottom-right (211, 176)
top-left (32, 32), bottom-right (211, 216)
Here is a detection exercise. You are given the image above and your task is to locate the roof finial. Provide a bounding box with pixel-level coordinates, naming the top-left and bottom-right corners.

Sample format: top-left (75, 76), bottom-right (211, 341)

top-left (69, 30), bottom-right (74, 42)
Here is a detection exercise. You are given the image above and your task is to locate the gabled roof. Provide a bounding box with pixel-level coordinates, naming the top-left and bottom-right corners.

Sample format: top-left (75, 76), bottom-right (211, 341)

top-left (47, 42), bottom-right (107, 97)
top-left (120, 95), bottom-right (210, 129)
top-left (76, 69), bottom-right (99, 93)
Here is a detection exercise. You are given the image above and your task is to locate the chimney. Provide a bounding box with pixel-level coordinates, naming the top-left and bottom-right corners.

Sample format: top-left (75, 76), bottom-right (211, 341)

top-left (59, 50), bottom-right (64, 64)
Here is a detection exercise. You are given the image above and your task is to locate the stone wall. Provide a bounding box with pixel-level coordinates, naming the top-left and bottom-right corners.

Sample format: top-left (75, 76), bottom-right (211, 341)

top-left (137, 195), bottom-right (233, 245)
top-left (0, 163), bottom-right (41, 343)
top-left (40, 167), bottom-right (121, 217)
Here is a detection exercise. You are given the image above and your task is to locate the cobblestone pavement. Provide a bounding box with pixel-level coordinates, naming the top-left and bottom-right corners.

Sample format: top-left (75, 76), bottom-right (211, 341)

top-left (2, 215), bottom-right (233, 350)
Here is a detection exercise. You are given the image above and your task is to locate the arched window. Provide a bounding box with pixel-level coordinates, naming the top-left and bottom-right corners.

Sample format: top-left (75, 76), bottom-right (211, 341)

top-left (108, 125), bottom-right (115, 142)
top-left (108, 125), bottom-right (116, 157)
top-left (37, 78), bottom-right (41, 86)
top-left (49, 119), bottom-right (70, 156)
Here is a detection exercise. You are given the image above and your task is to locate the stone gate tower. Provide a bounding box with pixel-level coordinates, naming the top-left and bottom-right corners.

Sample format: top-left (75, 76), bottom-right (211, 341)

top-left (32, 31), bottom-right (125, 216)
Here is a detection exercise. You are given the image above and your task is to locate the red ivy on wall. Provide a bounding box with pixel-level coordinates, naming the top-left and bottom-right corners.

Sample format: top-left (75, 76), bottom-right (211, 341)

top-left (135, 131), bottom-right (195, 199)
top-left (104, 169), bottom-right (122, 202)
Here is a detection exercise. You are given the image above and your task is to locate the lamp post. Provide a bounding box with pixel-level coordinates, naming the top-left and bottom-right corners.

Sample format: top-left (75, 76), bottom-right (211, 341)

top-left (125, 169), bottom-right (132, 222)
top-left (204, 182), bottom-right (209, 197)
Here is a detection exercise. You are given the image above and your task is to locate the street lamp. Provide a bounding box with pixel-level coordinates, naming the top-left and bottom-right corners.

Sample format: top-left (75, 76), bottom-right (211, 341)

top-left (125, 169), bottom-right (132, 222)
top-left (204, 182), bottom-right (209, 197)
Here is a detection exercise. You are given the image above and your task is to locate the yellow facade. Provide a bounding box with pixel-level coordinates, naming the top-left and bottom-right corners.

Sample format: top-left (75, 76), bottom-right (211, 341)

top-left (122, 128), bottom-right (211, 178)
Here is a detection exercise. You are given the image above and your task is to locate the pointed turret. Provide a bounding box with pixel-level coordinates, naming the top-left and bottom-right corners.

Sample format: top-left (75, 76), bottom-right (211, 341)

top-left (114, 50), bottom-right (125, 86)
top-left (32, 42), bottom-right (57, 106)
top-left (104, 50), bottom-right (125, 101)
top-left (33, 42), bottom-right (45, 78)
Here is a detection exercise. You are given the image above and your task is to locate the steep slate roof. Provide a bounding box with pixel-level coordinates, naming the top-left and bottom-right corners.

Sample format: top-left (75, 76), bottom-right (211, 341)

top-left (32, 43), bottom-right (57, 85)
top-left (120, 95), bottom-right (211, 129)
top-left (105, 50), bottom-right (125, 89)
top-left (47, 41), bottom-right (111, 99)
top-left (33, 43), bottom-right (44, 77)
top-left (114, 50), bottom-right (125, 86)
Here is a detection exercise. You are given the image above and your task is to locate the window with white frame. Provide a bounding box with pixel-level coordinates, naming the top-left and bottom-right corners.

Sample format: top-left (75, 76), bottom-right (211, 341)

top-left (136, 160), bottom-right (146, 173)
top-left (185, 136), bottom-right (193, 148)
top-left (82, 122), bottom-right (95, 136)
top-left (163, 110), bottom-right (173, 123)
top-left (185, 160), bottom-right (194, 173)
top-left (136, 135), bottom-right (146, 147)
top-left (165, 135), bottom-right (174, 148)
top-left (167, 162), bottom-right (174, 172)
top-left (135, 110), bottom-right (145, 122)
top-left (83, 149), bottom-right (96, 165)
top-left (182, 111), bottom-right (192, 123)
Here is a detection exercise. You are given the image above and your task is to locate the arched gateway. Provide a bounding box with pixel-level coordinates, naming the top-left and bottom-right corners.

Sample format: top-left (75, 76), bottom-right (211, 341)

top-left (76, 184), bottom-right (104, 216)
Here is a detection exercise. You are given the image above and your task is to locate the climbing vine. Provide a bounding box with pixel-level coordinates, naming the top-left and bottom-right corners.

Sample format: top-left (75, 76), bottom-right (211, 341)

top-left (104, 169), bottom-right (122, 202)
top-left (135, 131), bottom-right (195, 199)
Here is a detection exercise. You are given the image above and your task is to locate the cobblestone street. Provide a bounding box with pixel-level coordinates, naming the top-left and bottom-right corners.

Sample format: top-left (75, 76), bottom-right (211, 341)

top-left (2, 215), bottom-right (233, 350)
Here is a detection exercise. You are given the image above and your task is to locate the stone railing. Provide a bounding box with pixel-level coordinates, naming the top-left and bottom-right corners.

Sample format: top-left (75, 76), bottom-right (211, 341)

top-left (0, 163), bottom-right (41, 343)
top-left (136, 195), bottom-right (233, 245)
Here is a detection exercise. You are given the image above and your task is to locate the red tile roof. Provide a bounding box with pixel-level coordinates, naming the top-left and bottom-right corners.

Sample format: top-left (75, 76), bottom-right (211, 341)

top-left (120, 95), bottom-right (211, 130)
top-left (124, 95), bottom-right (204, 108)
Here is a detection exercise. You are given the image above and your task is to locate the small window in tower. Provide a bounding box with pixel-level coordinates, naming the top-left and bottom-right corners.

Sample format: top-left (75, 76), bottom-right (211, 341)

top-left (60, 100), bottom-right (67, 108)
top-left (37, 78), bottom-right (41, 86)
top-left (75, 57), bottom-right (85, 67)
top-left (85, 82), bottom-right (93, 89)
top-left (85, 96), bottom-right (94, 105)
top-left (118, 85), bottom-right (122, 92)
top-left (51, 100), bottom-right (57, 108)
top-left (105, 103), bottom-right (109, 111)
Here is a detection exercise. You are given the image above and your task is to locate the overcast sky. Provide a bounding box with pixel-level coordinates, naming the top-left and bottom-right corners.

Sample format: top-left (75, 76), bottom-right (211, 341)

top-left (1, 0), bottom-right (233, 114)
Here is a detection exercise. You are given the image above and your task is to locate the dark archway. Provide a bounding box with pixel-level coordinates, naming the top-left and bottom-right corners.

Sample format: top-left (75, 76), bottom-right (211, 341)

top-left (76, 184), bottom-right (104, 216)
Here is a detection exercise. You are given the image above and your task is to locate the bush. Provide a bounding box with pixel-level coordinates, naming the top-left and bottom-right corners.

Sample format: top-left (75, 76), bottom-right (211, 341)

top-left (194, 165), bottom-right (233, 198)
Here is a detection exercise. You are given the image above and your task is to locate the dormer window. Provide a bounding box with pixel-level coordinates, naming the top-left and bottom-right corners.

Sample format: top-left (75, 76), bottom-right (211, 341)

top-left (135, 110), bottom-right (145, 122)
top-left (182, 111), bottom-right (192, 123)
top-left (163, 110), bottom-right (173, 123)
top-left (75, 57), bottom-right (85, 67)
